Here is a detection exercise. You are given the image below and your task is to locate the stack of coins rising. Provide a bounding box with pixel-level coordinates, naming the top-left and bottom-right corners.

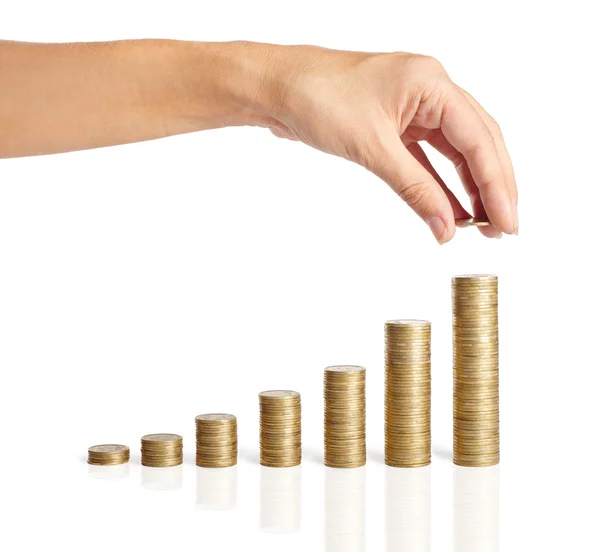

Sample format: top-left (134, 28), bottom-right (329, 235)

top-left (385, 320), bottom-right (432, 467)
top-left (88, 444), bottom-right (130, 466)
top-left (259, 391), bottom-right (302, 468)
top-left (452, 275), bottom-right (500, 467)
top-left (141, 434), bottom-right (183, 467)
top-left (195, 414), bottom-right (238, 468)
top-left (324, 365), bottom-right (366, 468)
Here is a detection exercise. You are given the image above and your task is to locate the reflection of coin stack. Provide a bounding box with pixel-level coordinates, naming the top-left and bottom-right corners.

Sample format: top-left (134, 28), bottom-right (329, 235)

top-left (454, 466), bottom-right (499, 552)
top-left (324, 366), bottom-right (366, 468)
top-left (385, 320), bottom-right (431, 468)
top-left (195, 414), bottom-right (238, 468)
top-left (325, 467), bottom-right (365, 552)
top-left (259, 390), bottom-right (301, 468)
top-left (196, 466), bottom-right (237, 510)
top-left (88, 444), bottom-right (130, 466)
top-left (452, 275), bottom-right (500, 467)
top-left (141, 434), bottom-right (183, 467)
top-left (385, 466), bottom-right (431, 552)
top-left (142, 464), bottom-right (183, 490)
top-left (260, 466), bottom-right (302, 533)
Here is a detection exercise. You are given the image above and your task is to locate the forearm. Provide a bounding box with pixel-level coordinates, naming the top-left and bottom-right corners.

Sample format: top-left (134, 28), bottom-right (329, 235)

top-left (0, 39), bottom-right (281, 158)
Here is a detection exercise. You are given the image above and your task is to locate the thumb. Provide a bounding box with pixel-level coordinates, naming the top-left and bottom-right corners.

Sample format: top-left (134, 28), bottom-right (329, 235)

top-left (371, 130), bottom-right (456, 244)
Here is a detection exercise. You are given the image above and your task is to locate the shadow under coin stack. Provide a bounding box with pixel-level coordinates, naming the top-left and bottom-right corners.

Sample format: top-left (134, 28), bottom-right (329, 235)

top-left (195, 414), bottom-right (238, 468)
top-left (324, 366), bottom-right (366, 468)
top-left (141, 434), bottom-right (183, 467)
top-left (452, 275), bottom-right (500, 467)
top-left (259, 391), bottom-right (302, 468)
top-left (385, 320), bottom-right (431, 467)
top-left (88, 444), bottom-right (130, 466)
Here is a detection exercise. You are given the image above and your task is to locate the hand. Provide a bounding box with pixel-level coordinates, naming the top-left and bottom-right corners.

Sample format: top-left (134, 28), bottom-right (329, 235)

top-left (264, 47), bottom-right (518, 243)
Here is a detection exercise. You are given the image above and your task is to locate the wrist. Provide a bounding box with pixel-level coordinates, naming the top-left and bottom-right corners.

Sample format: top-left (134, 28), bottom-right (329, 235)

top-left (183, 41), bottom-right (292, 129)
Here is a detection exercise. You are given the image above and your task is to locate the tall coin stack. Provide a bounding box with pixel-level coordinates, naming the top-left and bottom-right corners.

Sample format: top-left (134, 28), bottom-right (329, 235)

top-left (195, 414), bottom-right (238, 468)
top-left (324, 366), bottom-right (366, 468)
top-left (452, 274), bottom-right (500, 467)
top-left (385, 319), bottom-right (431, 468)
top-left (141, 434), bottom-right (183, 467)
top-left (88, 444), bottom-right (130, 466)
top-left (259, 391), bottom-right (302, 468)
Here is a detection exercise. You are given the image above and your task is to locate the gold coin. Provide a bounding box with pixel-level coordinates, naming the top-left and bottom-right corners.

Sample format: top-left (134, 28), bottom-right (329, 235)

top-left (259, 390), bottom-right (302, 468)
top-left (195, 414), bottom-right (237, 468)
top-left (324, 366), bottom-right (366, 468)
top-left (88, 444), bottom-right (130, 466)
top-left (455, 218), bottom-right (492, 227)
top-left (141, 434), bottom-right (183, 467)
top-left (452, 275), bottom-right (500, 467)
top-left (384, 320), bottom-right (431, 468)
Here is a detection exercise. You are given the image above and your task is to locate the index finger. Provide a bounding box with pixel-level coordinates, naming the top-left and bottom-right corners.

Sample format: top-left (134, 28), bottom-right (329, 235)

top-left (440, 88), bottom-right (516, 234)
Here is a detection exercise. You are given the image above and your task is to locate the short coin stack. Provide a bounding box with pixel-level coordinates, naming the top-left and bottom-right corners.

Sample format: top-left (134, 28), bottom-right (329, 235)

top-left (88, 444), bottom-right (130, 466)
top-left (385, 319), bottom-right (431, 467)
top-left (259, 391), bottom-right (302, 468)
top-left (141, 434), bottom-right (183, 467)
top-left (324, 365), bottom-right (366, 468)
top-left (452, 274), bottom-right (500, 467)
top-left (195, 414), bottom-right (238, 468)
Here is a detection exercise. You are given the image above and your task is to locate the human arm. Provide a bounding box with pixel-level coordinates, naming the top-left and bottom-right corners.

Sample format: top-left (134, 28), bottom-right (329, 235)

top-left (0, 39), bottom-right (517, 242)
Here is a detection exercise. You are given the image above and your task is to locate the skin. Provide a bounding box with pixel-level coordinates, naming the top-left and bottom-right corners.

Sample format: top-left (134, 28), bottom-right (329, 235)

top-left (0, 39), bottom-right (518, 243)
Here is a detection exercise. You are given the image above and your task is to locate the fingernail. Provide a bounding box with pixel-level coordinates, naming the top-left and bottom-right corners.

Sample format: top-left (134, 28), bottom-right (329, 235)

top-left (494, 233), bottom-right (503, 239)
top-left (425, 216), bottom-right (448, 245)
top-left (514, 210), bottom-right (519, 236)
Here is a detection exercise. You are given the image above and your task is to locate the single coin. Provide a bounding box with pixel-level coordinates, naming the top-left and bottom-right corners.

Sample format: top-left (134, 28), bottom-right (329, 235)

top-left (195, 414), bottom-right (236, 422)
top-left (259, 390), bottom-right (301, 399)
top-left (89, 444), bottom-right (129, 454)
top-left (455, 217), bottom-right (492, 227)
top-left (142, 433), bottom-right (182, 442)
top-left (325, 365), bottom-right (366, 373)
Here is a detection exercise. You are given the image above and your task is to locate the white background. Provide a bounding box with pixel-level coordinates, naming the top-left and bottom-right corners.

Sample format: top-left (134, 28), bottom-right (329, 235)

top-left (1, 1), bottom-right (599, 550)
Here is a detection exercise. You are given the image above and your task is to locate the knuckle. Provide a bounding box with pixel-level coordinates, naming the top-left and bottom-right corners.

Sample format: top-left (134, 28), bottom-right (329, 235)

top-left (464, 141), bottom-right (483, 160)
top-left (450, 150), bottom-right (466, 169)
top-left (465, 129), bottom-right (494, 158)
top-left (421, 54), bottom-right (443, 68)
top-left (488, 115), bottom-right (502, 135)
top-left (486, 115), bottom-right (505, 144)
top-left (400, 54), bottom-right (446, 78)
top-left (477, 179), bottom-right (496, 195)
top-left (415, 54), bottom-right (447, 75)
top-left (398, 180), bottom-right (430, 210)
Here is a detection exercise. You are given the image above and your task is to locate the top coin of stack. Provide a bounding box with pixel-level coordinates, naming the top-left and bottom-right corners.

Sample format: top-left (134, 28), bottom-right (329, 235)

top-left (384, 319), bottom-right (431, 468)
top-left (324, 365), bottom-right (366, 469)
top-left (259, 390), bottom-right (302, 468)
top-left (452, 274), bottom-right (499, 467)
top-left (88, 444), bottom-right (130, 466)
top-left (195, 414), bottom-right (238, 468)
top-left (141, 434), bottom-right (183, 467)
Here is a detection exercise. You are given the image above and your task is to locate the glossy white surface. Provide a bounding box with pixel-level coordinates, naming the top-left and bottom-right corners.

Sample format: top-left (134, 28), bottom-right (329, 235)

top-left (1, 0), bottom-right (599, 550)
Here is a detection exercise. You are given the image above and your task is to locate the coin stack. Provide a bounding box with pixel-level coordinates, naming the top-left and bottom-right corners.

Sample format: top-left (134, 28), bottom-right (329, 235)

top-left (259, 391), bottom-right (302, 468)
top-left (195, 414), bottom-right (238, 468)
top-left (141, 434), bottom-right (183, 467)
top-left (88, 444), bottom-right (130, 466)
top-left (385, 320), bottom-right (431, 468)
top-left (452, 274), bottom-right (500, 467)
top-left (324, 365), bottom-right (366, 468)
